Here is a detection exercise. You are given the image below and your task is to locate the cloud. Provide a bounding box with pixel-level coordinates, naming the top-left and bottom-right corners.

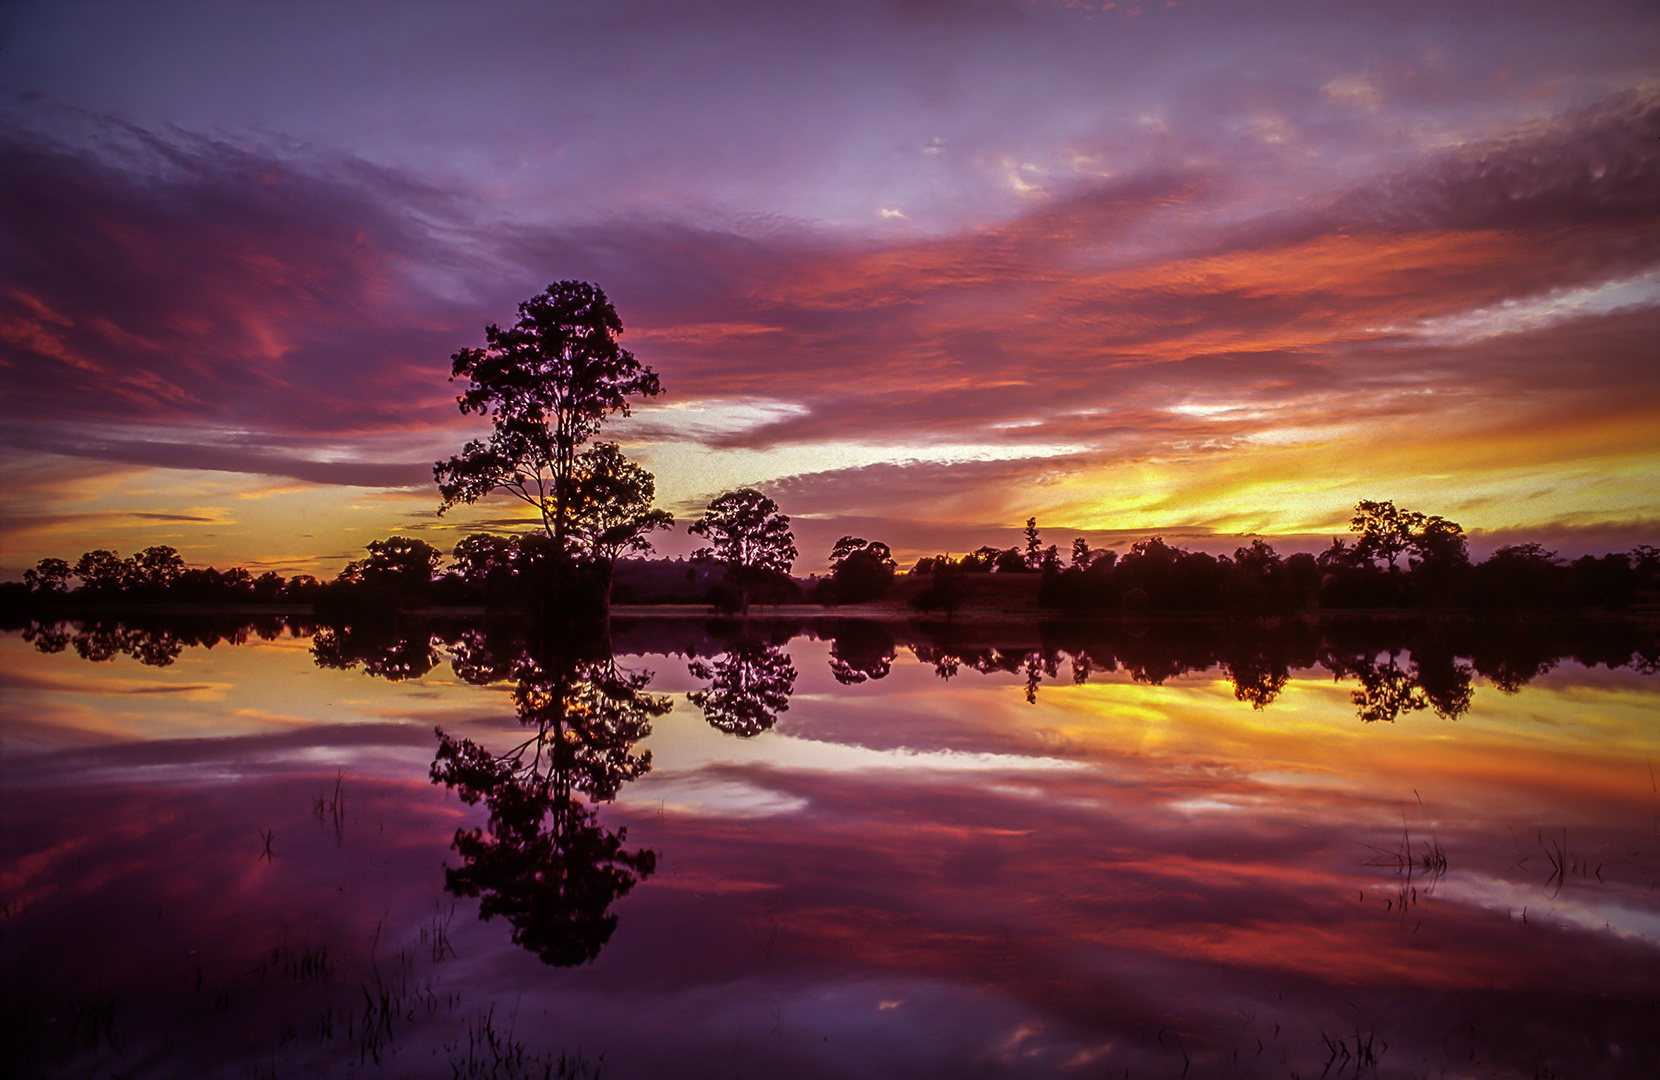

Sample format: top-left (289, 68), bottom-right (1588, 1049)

top-left (2, 427), bottom-right (434, 490)
top-left (2, 87), bottom-right (1657, 559)
top-left (0, 121), bottom-right (489, 439)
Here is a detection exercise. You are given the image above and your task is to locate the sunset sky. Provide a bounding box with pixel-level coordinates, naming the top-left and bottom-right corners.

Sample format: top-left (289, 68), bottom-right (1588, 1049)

top-left (3, 0), bottom-right (1658, 578)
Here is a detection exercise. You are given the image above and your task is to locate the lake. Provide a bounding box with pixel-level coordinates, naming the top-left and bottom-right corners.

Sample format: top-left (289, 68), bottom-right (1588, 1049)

top-left (2, 614), bottom-right (1657, 1078)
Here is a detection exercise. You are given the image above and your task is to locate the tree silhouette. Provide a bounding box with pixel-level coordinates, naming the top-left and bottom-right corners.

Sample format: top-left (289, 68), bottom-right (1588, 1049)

top-left (73, 549), bottom-right (124, 594)
top-left (567, 442), bottom-right (674, 609)
top-left (1350, 500), bottom-right (1466, 573)
top-left (24, 558), bottom-right (72, 595)
top-left (910, 556), bottom-right (969, 616)
top-left (435, 282), bottom-right (661, 544)
top-left (823, 536), bottom-right (896, 604)
top-left (339, 537), bottom-right (444, 589)
top-left (1350, 501), bottom-right (1417, 570)
top-left (452, 533), bottom-right (518, 589)
top-left (688, 489), bottom-right (797, 615)
top-left (687, 638), bottom-right (797, 737)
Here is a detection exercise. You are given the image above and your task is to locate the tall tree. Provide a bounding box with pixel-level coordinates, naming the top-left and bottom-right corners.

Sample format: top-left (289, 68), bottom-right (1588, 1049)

top-left (687, 489), bottom-right (797, 616)
top-left (435, 282), bottom-right (661, 544)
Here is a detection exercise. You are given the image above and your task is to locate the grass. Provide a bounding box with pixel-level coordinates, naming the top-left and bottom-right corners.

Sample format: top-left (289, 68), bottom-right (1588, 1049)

top-left (423, 900), bottom-right (459, 962)
top-left (249, 941), bottom-right (333, 985)
top-left (445, 1004), bottom-right (604, 1079)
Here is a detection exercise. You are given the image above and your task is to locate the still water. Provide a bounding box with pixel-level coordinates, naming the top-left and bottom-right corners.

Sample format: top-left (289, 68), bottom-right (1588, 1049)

top-left (2, 615), bottom-right (1657, 1078)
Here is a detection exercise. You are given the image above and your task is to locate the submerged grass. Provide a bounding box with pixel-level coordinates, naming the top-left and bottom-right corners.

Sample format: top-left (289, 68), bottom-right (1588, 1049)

top-left (444, 1003), bottom-right (603, 1079)
top-left (314, 770), bottom-right (347, 844)
top-left (1363, 808), bottom-right (1448, 916)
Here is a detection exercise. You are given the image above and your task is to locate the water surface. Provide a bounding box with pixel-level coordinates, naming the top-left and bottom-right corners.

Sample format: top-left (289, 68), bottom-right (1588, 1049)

top-left (3, 616), bottom-right (1657, 1078)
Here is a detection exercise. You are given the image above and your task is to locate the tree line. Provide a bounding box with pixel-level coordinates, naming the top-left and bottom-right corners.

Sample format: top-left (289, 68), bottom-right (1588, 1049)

top-left (907, 502), bottom-right (1658, 616)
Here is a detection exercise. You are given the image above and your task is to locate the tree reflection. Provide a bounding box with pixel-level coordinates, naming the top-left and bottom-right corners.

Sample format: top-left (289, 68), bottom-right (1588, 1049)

top-left (1323, 644), bottom-right (1473, 723)
top-left (22, 617), bottom-right (290, 667)
top-left (312, 623), bottom-right (441, 681)
top-left (1221, 646), bottom-right (1291, 710)
top-left (687, 638), bottom-right (797, 736)
top-left (825, 620), bottom-right (896, 685)
top-left (430, 633), bottom-right (670, 966)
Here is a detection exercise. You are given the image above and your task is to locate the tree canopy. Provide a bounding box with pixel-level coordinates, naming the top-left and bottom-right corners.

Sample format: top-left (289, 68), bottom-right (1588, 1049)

top-left (435, 281), bottom-right (661, 543)
top-left (1349, 500), bottom-right (1467, 570)
top-left (567, 442), bottom-right (674, 605)
top-left (822, 536), bottom-right (896, 604)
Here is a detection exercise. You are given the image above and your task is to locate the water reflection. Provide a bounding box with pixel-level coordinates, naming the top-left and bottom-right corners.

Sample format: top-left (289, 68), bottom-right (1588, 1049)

top-left (315, 620), bottom-right (669, 965)
top-left (687, 633), bottom-right (799, 737)
top-left (20, 613), bottom-right (299, 667)
top-left (18, 614), bottom-right (1655, 723)
top-left (900, 616), bottom-right (1657, 722)
top-left (823, 618), bottom-right (897, 685)
top-left (4, 613), bottom-right (1659, 1077)
top-left (312, 621), bottom-right (442, 681)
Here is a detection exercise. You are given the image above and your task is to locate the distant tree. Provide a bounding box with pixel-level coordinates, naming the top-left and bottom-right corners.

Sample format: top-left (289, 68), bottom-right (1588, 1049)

top-left (125, 546), bottom-right (187, 594)
top-left (340, 537), bottom-right (444, 590)
top-left (250, 571), bottom-right (287, 601)
top-left (566, 442), bottom-right (674, 609)
top-left (1571, 552), bottom-right (1636, 610)
top-left (688, 489), bottom-right (797, 616)
top-left (1408, 515), bottom-right (1468, 566)
top-left (283, 574), bottom-right (323, 602)
top-left (1024, 518), bottom-right (1041, 569)
top-left (216, 567), bottom-right (255, 599)
top-left (24, 557), bottom-right (72, 595)
top-left (73, 550), bottom-right (125, 594)
top-left (1221, 539), bottom-right (1283, 614)
top-left (1317, 537), bottom-right (1361, 571)
top-left (995, 547), bottom-right (1029, 574)
top-left (1349, 500), bottom-right (1467, 573)
top-left (823, 536), bottom-right (896, 605)
top-left (452, 533), bottom-right (520, 589)
top-left (1349, 500), bottom-right (1418, 570)
top-left (1233, 539), bottom-right (1281, 576)
top-left (435, 281), bottom-right (662, 545)
top-left (1472, 543), bottom-right (1567, 612)
top-left (1070, 538), bottom-right (1092, 568)
top-left (910, 556), bottom-right (969, 616)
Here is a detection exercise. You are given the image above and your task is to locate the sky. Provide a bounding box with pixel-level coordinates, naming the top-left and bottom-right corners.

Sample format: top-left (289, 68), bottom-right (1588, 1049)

top-left (2, 0), bottom-right (1658, 578)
